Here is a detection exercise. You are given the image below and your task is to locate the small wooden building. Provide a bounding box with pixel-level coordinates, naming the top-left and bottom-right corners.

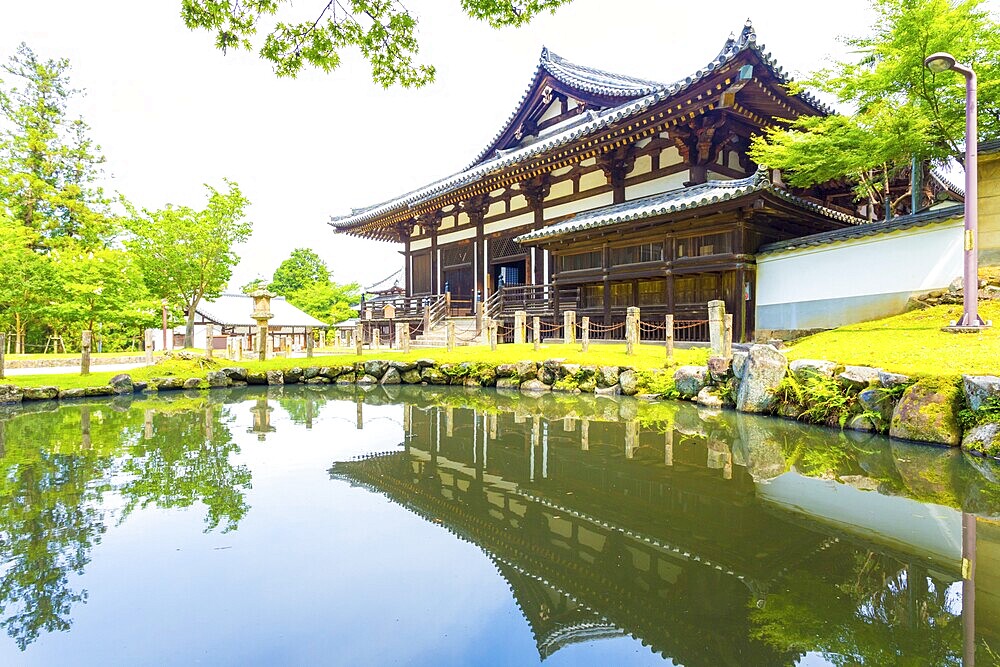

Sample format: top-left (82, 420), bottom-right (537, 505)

top-left (189, 293), bottom-right (328, 354)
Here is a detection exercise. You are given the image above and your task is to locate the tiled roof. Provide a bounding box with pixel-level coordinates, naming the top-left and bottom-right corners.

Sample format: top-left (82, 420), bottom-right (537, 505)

top-left (981, 138), bottom-right (1000, 155)
top-left (197, 293), bottom-right (328, 328)
top-left (515, 167), bottom-right (862, 244)
top-left (757, 205), bottom-right (963, 255)
top-left (330, 20), bottom-right (830, 234)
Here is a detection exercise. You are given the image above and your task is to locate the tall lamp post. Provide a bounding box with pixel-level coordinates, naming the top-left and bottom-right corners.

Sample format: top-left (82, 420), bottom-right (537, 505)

top-left (924, 52), bottom-right (990, 329)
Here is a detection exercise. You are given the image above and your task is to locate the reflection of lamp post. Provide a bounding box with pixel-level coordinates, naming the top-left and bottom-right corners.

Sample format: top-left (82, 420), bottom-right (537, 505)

top-left (248, 397), bottom-right (275, 441)
top-left (924, 52), bottom-right (990, 330)
top-left (250, 288), bottom-right (276, 361)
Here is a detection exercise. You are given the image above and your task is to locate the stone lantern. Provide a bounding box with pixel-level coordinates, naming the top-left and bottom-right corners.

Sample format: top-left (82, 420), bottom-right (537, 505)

top-left (250, 288), bottom-right (276, 361)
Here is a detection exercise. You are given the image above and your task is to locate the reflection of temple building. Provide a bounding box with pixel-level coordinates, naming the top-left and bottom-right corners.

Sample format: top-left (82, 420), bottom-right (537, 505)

top-left (332, 401), bottom-right (990, 664)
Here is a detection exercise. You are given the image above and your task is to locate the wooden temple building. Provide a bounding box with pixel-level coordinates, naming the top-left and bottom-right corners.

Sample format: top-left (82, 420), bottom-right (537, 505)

top-left (331, 22), bottom-right (871, 341)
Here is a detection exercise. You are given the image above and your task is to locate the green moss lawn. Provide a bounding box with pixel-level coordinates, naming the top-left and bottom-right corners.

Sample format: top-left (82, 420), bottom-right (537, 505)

top-left (786, 302), bottom-right (1000, 378)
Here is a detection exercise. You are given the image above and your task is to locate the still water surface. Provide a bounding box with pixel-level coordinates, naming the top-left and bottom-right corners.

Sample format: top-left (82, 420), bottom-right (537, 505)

top-left (1, 385), bottom-right (999, 665)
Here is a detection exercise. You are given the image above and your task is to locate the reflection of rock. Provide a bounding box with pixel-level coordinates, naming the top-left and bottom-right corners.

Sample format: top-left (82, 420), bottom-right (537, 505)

top-left (594, 384), bottom-right (620, 397)
top-left (890, 441), bottom-right (962, 507)
top-left (735, 412), bottom-right (789, 481)
top-left (496, 377), bottom-right (519, 391)
top-left (889, 379), bottom-right (962, 446)
top-left (736, 345), bottom-right (786, 414)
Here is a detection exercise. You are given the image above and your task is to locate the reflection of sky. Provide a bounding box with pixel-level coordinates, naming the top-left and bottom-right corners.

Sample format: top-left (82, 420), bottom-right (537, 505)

top-left (0, 396), bottom-right (667, 665)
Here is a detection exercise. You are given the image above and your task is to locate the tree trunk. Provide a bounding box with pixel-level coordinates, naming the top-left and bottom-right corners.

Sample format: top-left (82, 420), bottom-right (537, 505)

top-left (184, 302), bottom-right (197, 348)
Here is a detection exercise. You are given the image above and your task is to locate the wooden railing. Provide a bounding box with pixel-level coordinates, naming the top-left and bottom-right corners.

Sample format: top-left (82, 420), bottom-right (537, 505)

top-left (498, 284), bottom-right (581, 314)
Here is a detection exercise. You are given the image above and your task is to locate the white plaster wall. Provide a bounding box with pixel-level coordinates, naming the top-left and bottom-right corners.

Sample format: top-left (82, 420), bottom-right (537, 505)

top-left (410, 238), bottom-right (432, 251)
top-left (457, 211), bottom-right (470, 227)
top-left (627, 154), bottom-right (652, 178)
top-left (544, 192), bottom-right (615, 221)
top-left (756, 219), bottom-right (963, 329)
top-left (437, 226), bottom-right (478, 244)
top-left (545, 179), bottom-right (574, 200)
top-left (538, 100), bottom-right (562, 124)
top-left (484, 211), bottom-right (533, 235)
top-left (660, 146), bottom-right (681, 167)
top-left (579, 169), bottom-right (606, 191)
top-left (440, 214), bottom-right (456, 230)
top-left (509, 194), bottom-right (528, 211)
top-left (486, 200), bottom-right (505, 217)
top-left (625, 171), bottom-right (687, 200)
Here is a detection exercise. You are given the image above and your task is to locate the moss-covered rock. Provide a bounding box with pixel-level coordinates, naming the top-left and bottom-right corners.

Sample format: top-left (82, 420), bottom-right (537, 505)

top-left (22, 386), bottom-right (58, 400)
top-left (421, 367), bottom-right (448, 385)
top-left (619, 369), bottom-right (639, 396)
top-left (889, 378), bottom-right (963, 446)
top-left (265, 370), bottom-right (284, 386)
top-left (673, 366), bottom-right (708, 399)
top-left (962, 422), bottom-right (1000, 457)
top-left (335, 373), bottom-right (356, 385)
top-left (0, 385), bottom-right (23, 405)
top-left (380, 367), bottom-right (402, 385)
top-left (401, 369), bottom-right (422, 384)
top-left (736, 345), bottom-right (787, 414)
top-left (520, 378), bottom-right (551, 393)
top-left (246, 371), bottom-right (267, 385)
top-left (496, 377), bottom-right (520, 391)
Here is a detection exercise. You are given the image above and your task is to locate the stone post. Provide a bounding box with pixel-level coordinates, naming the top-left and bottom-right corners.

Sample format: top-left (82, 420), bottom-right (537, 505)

top-left (708, 299), bottom-right (726, 357)
top-left (401, 323), bottom-right (411, 354)
top-left (581, 316), bottom-right (590, 353)
top-left (372, 328), bottom-right (380, 350)
top-left (476, 301), bottom-right (484, 335)
top-left (723, 314), bottom-right (733, 360)
top-left (563, 310), bottom-right (577, 344)
top-left (0, 333), bottom-right (5, 379)
top-left (145, 329), bottom-right (154, 365)
top-left (266, 334), bottom-right (274, 358)
top-left (353, 323), bottom-right (363, 356)
top-left (81, 330), bottom-right (92, 376)
top-left (447, 321), bottom-right (456, 351)
top-left (665, 314), bottom-right (674, 362)
top-left (533, 316), bottom-right (540, 351)
top-left (205, 323), bottom-right (214, 359)
top-left (489, 319), bottom-right (498, 351)
top-left (236, 338), bottom-right (243, 361)
top-left (514, 310), bottom-right (527, 344)
top-left (306, 327), bottom-right (314, 358)
top-left (625, 306), bottom-right (640, 355)
top-left (319, 329), bottom-right (326, 349)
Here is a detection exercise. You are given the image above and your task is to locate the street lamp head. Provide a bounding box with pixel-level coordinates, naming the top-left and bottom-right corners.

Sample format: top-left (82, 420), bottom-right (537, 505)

top-left (924, 51), bottom-right (957, 74)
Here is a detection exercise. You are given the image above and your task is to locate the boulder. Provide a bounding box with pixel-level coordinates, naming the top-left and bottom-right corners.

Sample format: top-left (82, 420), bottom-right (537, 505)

top-left (476, 366), bottom-right (497, 387)
top-left (707, 356), bottom-right (732, 383)
top-left (421, 367), bottom-right (448, 385)
top-left (23, 386), bottom-right (58, 400)
top-left (736, 344), bottom-right (787, 414)
top-left (846, 414), bottom-right (877, 433)
top-left (363, 360), bottom-right (389, 379)
top-left (462, 377), bottom-right (482, 388)
top-left (416, 358), bottom-right (436, 368)
top-left (858, 387), bottom-right (894, 429)
top-left (789, 359), bottom-right (843, 383)
top-left (247, 371), bottom-right (267, 385)
top-left (537, 363), bottom-right (557, 385)
top-left (206, 371), bottom-right (232, 388)
top-left (83, 386), bottom-right (112, 397)
top-left (496, 377), bottom-right (520, 391)
top-left (356, 374), bottom-right (379, 386)
top-left (594, 384), bottom-right (621, 397)
top-left (838, 365), bottom-right (881, 390)
top-left (0, 385), bottom-right (23, 405)
top-left (598, 366), bottom-right (620, 388)
top-left (732, 349), bottom-right (749, 379)
top-left (878, 370), bottom-right (911, 389)
top-left (283, 367), bottom-right (304, 383)
top-left (560, 363), bottom-right (581, 379)
top-left (319, 366), bottom-right (340, 379)
top-left (618, 369), bottom-right (639, 396)
top-left (58, 388), bottom-right (88, 399)
top-left (963, 375), bottom-right (1000, 411)
top-left (673, 366), bottom-right (708, 399)
top-left (222, 367), bottom-right (247, 382)
top-left (183, 377), bottom-right (202, 389)
top-left (401, 369), bottom-right (422, 384)
top-left (520, 378), bottom-right (551, 393)
top-left (265, 370), bottom-right (285, 386)
top-left (133, 381), bottom-right (149, 392)
top-left (514, 360), bottom-right (538, 382)
top-left (109, 373), bottom-right (134, 395)
top-left (305, 377), bottom-right (330, 384)
top-left (335, 373), bottom-right (356, 385)
top-left (889, 379), bottom-right (963, 446)
top-left (388, 360), bottom-right (417, 373)
top-left (963, 422), bottom-right (1000, 457)
top-left (380, 367), bottom-right (402, 385)
top-left (152, 377), bottom-right (186, 391)
top-left (695, 386), bottom-right (723, 408)
top-left (303, 367), bottom-right (320, 380)
top-left (495, 363), bottom-right (517, 378)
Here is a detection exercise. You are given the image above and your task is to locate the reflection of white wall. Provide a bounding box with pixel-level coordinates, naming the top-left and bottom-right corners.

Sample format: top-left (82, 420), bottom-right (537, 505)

top-left (756, 218), bottom-right (963, 330)
top-left (759, 472), bottom-right (962, 570)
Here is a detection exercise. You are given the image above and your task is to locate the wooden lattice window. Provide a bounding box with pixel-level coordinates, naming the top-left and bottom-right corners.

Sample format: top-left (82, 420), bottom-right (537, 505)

top-left (492, 236), bottom-right (525, 259)
top-left (441, 244), bottom-right (472, 267)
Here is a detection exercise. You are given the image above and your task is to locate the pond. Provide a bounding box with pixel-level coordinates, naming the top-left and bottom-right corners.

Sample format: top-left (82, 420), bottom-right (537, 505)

top-left (1, 385), bottom-right (999, 665)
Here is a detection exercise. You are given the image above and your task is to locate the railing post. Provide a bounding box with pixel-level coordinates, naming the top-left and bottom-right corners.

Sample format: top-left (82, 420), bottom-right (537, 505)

top-left (423, 302), bottom-right (431, 332)
top-left (708, 299), bottom-right (726, 357)
top-left (724, 313), bottom-right (733, 360)
top-left (489, 319), bottom-right (498, 351)
top-left (205, 323), bottom-right (214, 359)
top-left (665, 314), bottom-right (674, 362)
top-left (0, 333), bottom-right (5, 379)
top-left (145, 329), bottom-right (154, 365)
top-left (475, 301), bottom-right (484, 335)
top-left (81, 329), bottom-right (92, 376)
top-left (402, 322), bottom-right (411, 354)
top-left (355, 323), bottom-right (363, 356)
top-left (447, 321), bottom-right (456, 351)
top-left (581, 316), bottom-right (590, 353)
top-left (514, 310), bottom-right (527, 344)
top-left (626, 306), bottom-right (640, 355)
top-left (563, 310), bottom-right (577, 345)
top-left (445, 291), bottom-right (452, 316)
top-left (533, 316), bottom-right (540, 351)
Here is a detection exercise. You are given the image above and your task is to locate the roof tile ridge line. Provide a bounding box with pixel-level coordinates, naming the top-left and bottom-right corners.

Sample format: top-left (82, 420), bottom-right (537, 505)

top-left (541, 48), bottom-right (666, 91)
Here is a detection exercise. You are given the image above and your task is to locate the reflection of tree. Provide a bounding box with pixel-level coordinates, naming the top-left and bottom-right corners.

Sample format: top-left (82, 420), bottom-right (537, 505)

top-left (120, 404), bottom-right (250, 532)
top-left (751, 548), bottom-right (962, 665)
top-left (276, 391), bottom-right (328, 429)
top-left (0, 397), bottom-right (253, 649)
top-left (0, 406), bottom-right (128, 649)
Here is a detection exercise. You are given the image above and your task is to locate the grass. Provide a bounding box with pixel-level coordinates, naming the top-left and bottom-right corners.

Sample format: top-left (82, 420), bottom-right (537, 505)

top-left (3, 344), bottom-right (709, 390)
top-left (786, 301), bottom-right (1000, 379)
top-left (6, 351), bottom-right (153, 360)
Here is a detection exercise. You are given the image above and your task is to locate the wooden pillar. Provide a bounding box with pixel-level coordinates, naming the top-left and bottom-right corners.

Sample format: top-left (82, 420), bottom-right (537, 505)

top-left (736, 266), bottom-right (748, 343)
top-left (423, 215), bottom-right (441, 294)
top-left (474, 211), bottom-right (485, 300)
top-left (80, 330), bottom-right (92, 376)
top-left (602, 243), bottom-right (611, 328)
top-left (522, 177), bottom-right (549, 286)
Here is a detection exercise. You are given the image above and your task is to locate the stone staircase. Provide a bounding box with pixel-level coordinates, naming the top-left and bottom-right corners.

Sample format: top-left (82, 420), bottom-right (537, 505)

top-left (411, 317), bottom-right (483, 348)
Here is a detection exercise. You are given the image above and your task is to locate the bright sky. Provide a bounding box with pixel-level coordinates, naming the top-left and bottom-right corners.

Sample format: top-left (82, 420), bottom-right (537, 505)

top-left (0, 0), bottom-right (885, 291)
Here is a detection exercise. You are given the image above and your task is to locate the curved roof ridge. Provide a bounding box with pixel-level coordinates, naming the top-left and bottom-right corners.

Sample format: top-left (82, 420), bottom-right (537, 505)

top-left (540, 47), bottom-right (666, 97)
